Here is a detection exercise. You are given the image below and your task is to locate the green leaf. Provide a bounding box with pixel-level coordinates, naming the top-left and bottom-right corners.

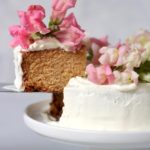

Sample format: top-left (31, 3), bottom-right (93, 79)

top-left (113, 65), bottom-right (124, 71)
top-left (31, 32), bottom-right (44, 40)
top-left (135, 61), bottom-right (150, 82)
top-left (140, 73), bottom-right (150, 82)
top-left (87, 48), bottom-right (94, 61)
top-left (48, 19), bottom-right (61, 33)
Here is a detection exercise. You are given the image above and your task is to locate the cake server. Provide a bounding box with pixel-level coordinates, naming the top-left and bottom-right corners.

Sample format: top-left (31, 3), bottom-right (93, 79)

top-left (0, 83), bottom-right (51, 93)
top-left (0, 83), bottom-right (16, 92)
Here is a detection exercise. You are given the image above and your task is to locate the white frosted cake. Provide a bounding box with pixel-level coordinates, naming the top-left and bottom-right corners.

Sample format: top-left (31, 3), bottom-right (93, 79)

top-left (59, 77), bottom-right (150, 131)
top-left (55, 30), bottom-right (150, 131)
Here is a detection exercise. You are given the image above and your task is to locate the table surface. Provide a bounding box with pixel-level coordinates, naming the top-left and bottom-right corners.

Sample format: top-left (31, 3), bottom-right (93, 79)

top-left (0, 88), bottom-right (88, 150)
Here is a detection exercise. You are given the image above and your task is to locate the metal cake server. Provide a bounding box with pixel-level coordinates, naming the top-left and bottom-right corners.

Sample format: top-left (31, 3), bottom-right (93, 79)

top-left (0, 83), bottom-right (16, 92)
top-left (0, 83), bottom-right (52, 93)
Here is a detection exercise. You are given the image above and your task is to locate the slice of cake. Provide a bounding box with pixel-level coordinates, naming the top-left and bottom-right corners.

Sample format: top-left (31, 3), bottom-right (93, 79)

top-left (9, 0), bottom-right (86, 120)
top-left (14, 43), bottom-right (86, 93)
top-left (56, 30), bottom-right (150, 130)
top-left (10, 1), bottom-right (86, 93)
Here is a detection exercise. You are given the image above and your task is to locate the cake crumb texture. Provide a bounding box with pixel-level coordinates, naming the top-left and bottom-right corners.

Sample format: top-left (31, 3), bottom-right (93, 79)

top-left (21, 47), bottom-right (86, 92)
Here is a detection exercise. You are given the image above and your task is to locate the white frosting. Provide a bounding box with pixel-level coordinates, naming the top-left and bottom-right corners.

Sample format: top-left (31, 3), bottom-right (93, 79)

top-left (13, 38), bottom-right (71, 91)
top-left (58, 77), bottom-right (150, 131)
top-left (66, 77), bottom-right (138, 92)
top-left (14, 46), bottom-right (24, 91)
top-left (26, 38), bottom-right (70, 51)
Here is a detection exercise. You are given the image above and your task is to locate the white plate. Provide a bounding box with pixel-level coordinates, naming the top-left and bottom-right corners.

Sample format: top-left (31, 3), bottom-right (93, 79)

top-left (24, 100), bottom-right (150, 149)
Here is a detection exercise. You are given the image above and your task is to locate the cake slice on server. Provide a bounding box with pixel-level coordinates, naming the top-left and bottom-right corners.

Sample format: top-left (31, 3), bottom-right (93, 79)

top-left (10, 1), bottom-right (86, 93)
top-left (13, 40), bottom-right (86, 93)
top-left (9, 0), bottom-right (86, 119)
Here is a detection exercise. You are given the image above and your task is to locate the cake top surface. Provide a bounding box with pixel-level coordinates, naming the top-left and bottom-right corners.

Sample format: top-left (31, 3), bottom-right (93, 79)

top-left (9, 0), bottom-right (85, 52)
top-left (67, 76), bottom-right (150, 92)
top-left (86, 30), bottom-right (150, 86)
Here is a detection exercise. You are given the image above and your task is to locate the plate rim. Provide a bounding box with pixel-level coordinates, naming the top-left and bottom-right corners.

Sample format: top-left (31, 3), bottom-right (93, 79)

top-left (24, 100), bottom-right (150, 147)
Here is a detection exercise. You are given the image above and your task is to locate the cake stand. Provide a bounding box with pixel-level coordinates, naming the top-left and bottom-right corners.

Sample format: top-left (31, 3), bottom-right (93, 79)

top-left (24, 100), bottom-right (150, 150)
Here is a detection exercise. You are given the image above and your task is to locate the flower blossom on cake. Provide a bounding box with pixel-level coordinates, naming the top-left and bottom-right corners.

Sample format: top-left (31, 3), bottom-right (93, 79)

top-left (126, 30), bottom-right (150, 63)
top-left (99, 47), bottom-right (119, 66)
top-left (54, 13), bottom-right (85, 49)
top-left (9, 25), bottom-right (31, 49)
top-left (9, 0), bottom-right (85, 51)
top-left (99, 45), bottom-right (142, 69)
top-left (123, 48), bottom-right (141, 69)
top-left (116, 45), bottom-right (142, 69)
top-left (125, 30), bottom-right (150, 83)
top-left (87, 36), bottom-right (109, 65)
top-left (9, 5), bottom-right (50, 49)
top-left (18, 5), bottom-right (50, 34)
top-left (126, 30), bottom-right (150, 47)
top-left (59, 13), bottom-right (84, 32)
top-left (113, 70), bottom-right (139, 84)
top-left (86, 64), bottom-right (115, 85)
top-left (51, 0), bottom-right (77, 22)
top-left (86, 31), bottom-right (150, 85)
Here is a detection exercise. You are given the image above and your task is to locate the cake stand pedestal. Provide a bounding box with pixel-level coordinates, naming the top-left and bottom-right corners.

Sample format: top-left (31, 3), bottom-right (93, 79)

top-left (24, 100), bottom-right (150, 150)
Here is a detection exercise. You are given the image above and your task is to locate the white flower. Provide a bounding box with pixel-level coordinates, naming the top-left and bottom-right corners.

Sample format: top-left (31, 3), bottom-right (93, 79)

top-left (124, 48), bottom-right (142, 69)
top-left (99, 47), bottom-right (119, 66)
top-left (142, 42), bottom-right (150, 62)
top-left (113, 70), bottom-right (139, 84)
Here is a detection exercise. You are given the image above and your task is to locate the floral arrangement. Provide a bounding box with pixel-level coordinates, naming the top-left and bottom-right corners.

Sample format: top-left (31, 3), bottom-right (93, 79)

top-left (86, 30), bottom-right (150, 85)
top-left (9, 0), bottom-right (150, 85)
top-left (9, 0), bottom-right (85, 51)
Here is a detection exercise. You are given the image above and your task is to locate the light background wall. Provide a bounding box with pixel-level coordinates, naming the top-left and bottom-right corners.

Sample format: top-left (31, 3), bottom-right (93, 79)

top-left (0, 0), bottom-right (150, 83)
top-left (0, 1), bottom-right (150, 150)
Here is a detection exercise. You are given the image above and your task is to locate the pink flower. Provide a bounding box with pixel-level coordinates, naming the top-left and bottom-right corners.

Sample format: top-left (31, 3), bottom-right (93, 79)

top-left (99, 47), bottom-right (119, 66)
top-left (86, 64), bottom-right (99, 84)
top-left (18, 5), bottom-right (50, 34)
top-left (88, 36), bottom-right (109, 65)
top-left (98, 52), bottom-right (110, 65)
top-left (51, 0), bottom-right (77, 22)
top-left (54, 13), bottom-right (85, 49)
top-left (115, 45), bottom-right (128, 66)
top-left (86, 64), bottom-right (115, 85)
top-left (115, 41), bottom-right (124, 49)
top-left (59, 13), bottom-right (84, 32)
top-left (9, 25), bottom-right (31, 49)
top-left (9, 5), bottom-right (50, 49)
top-left (99, 36), bottom-right (109, 47)
top-left (55, 25), bottom-right (85, 48)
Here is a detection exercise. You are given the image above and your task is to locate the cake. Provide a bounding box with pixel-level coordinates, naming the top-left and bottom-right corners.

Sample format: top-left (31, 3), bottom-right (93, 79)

top-left (56, 30), bottom-right (150, 131)
top-left (59, 77), bottom-right (150, 131)
top-left (9, 1), bottom-right (86, 93)
top-left (9, 0), bottom-right (87, 120)
top-left (9, 0), bottom-right (150, 130)
top-left (14, 43), bottom-right (86, 93)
